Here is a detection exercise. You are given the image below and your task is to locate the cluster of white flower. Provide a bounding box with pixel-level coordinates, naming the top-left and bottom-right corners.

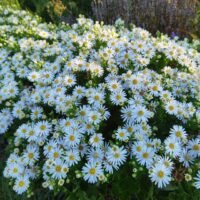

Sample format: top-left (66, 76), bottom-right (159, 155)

top-left (0, 7), bottom-right (200, 195)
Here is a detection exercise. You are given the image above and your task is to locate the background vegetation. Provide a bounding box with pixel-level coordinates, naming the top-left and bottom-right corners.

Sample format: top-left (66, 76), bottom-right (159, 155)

top-left (92, 0), bottom-right (200, 38)
top-left (1, 0), bottom-right (200, 37)
top-left (5, 0), bottom-right (93, 23)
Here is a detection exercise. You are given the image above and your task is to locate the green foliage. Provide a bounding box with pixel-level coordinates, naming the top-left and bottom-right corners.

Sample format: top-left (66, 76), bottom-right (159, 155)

top-left (1, 155), bottom-right (200, 200)
top-left (17, 0), bottom-right (92, 23)
top-left (0, 0), bottom-right (21, 8)
top-left (192, 1), bottom-right (200, 38)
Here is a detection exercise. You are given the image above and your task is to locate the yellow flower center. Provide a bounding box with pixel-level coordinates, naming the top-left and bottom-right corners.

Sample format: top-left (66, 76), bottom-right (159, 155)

top-left (163, 94), bottom-right (168, 98)
top-left (65, 121), bottom-right (71, 126)
top-left (89, 168), bottom-right (96, 175)
top-left (93, 153), bottom-right (99, 158)
top-left (40, 125), bottom-right (46, 131)
top-left (86, 124), bottom-right (92, 129)
top-left (138, 110), bottom-right (144, 116)
top-left (127, 127), bottom-right (133, 133)
top-left (69, 155), bottom-right (75, 160)
top-left (18, 181), bottom-right (25, 187)
top-left (152, 86), bottom-right (158, 91)
top-left (55, 165), bottom-right (62, 172)
top-left (9, 89), bottom-right (14, 93)
top-left (169, 105), bottom-right (174, 111)
top-left (193, 144), bottom-right (200, 151)
top-left (56, 88), bottom-right (61, 92)
top-left (45, 94), bottom-right (50, 98)
top-left (53, 152), bottom-right (59, 159)
top-left (77, 89), bottom-right (82, 94)
top-left (80, 111), bottom-right (86, 116)
top-left (91, 115), bottom-right (97, 120)
top-left (124, 54), bottom-right (129, 59)
top-left (112, 84), bottom-right (117, 89)
top-left (136, 146), bottom-right (142, 152)
top-left (53, 66), bottom-right (58, 70)
top-left (132, 79), bottom-right (138, 85)
top-left (94, 95), bottom-right (100, 101)
top-left (169, 143), bottom-right (175, 149)
top-left (45, 74), bottom-right (50, 78)
top-left (48, 146), bottom-right (52, 151)
top-left (93, 136), bottom-right (100, 143)
top-left (157, 170), bottom-right (164, 178)
top-left (114, 153), bottom-right (120, 158)
top-left (13, 168), bottom-right (18, 173)
top-left (116, 95), bottom-right (121, 100)
top-left (68, 79), bottom-right (72, 83)
top-left (119, 132), bottom-right (125, 137)
top-left (28, 153), bottom-right (34, 159)
top-left (34, 111), bottom-right (39, 115)
top-left (31, 74), bottom-right (36, 79)
top-left (22, 129), bottom-right (27, 133)
top-left (175, 131), bottom-right (182, 137)
top-left (69, 135), bottom-right (75, 141)
top-left (138, 44), bottom-right (143, 48)
top-left (142, 152), bottom-right (149, 159)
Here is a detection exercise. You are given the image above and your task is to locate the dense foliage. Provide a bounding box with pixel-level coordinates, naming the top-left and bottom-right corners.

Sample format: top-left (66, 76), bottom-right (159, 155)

top-left (0, 7), bottom-right (200, 200)
top-left (18, 0), bottom-right (92, 23)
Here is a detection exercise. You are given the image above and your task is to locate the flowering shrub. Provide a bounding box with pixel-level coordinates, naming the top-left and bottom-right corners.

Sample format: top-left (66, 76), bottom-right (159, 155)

top-left (178, 38), bottom-right (200, 52)
top-left (0, 7), bottom-right (200, 198)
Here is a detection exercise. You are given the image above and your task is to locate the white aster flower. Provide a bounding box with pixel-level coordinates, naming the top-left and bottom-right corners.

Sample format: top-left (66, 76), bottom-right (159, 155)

top-left (82, 162), bottom-right (103, 184)
top-left (149, 164), bottom-right (171, 188)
